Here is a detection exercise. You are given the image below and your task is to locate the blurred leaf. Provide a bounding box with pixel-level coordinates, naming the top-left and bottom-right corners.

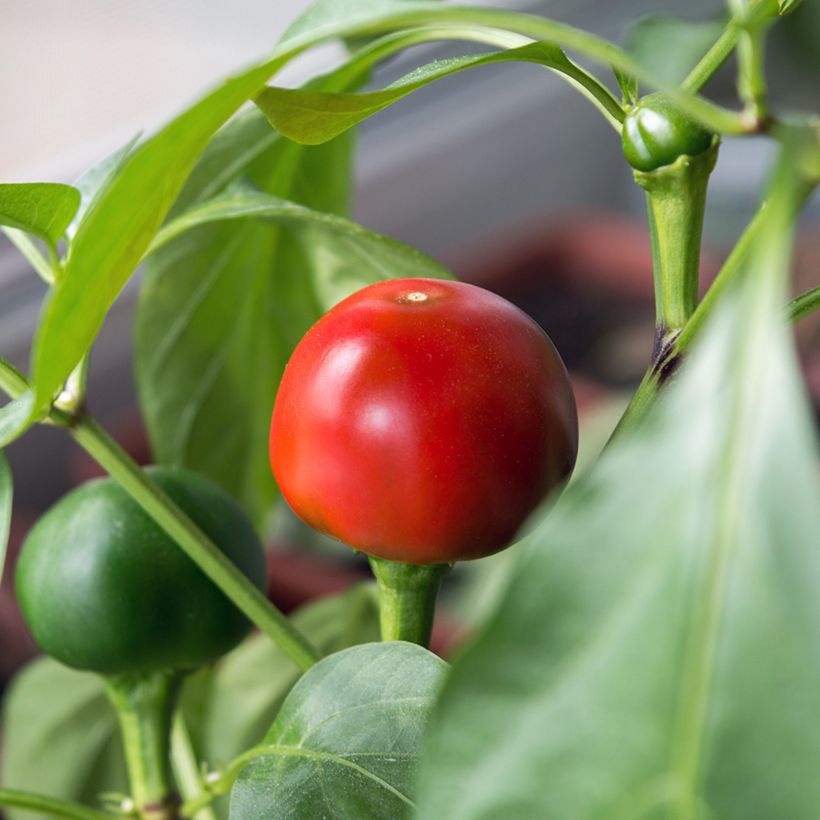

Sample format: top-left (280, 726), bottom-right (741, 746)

top-left (136, 179), bottom-right (449, 527)
top-left (256, 41), bottom-right (585, 145)
top-left (230, 642), bottom-right (448, 820)
top-left (66, 134), bottom-right (141, 241)
top-left (415, 158), bottom-right (820, 819)
top-left (0, 392), bottom-right (36, 449)
top-left (626, 15), bottom-right (725, 87)
top-left (1, 659), bottom-right (125, 820)
top-left (28, 50), bottom-right (297, 417)
top-left (0, 183), bottom-right (80, 248)
top-left (778, 0), bottom-right (803, 14)
top-left (0, 452), bottom-right (11, 584)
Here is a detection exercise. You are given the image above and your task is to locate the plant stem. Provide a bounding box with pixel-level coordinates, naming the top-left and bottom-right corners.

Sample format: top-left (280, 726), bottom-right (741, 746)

top-left (0, 789), bottom-right (112, 820)
top-left (682, 25), bottom-right (740, 93)
top-left (634, 142), bottom-right (719, 346)
top-left (0, 367), bottom-right (323, 671)
top-left (786, 285), bottom-right (820, 323)
top-left (104, 672), bottom-right (181, 820)
top-left (170, 713), bottom-right (218, 820)
top-left (368, 556), bottom-right (451, 647)
top-left (69, 415), bottom-right (321, 672)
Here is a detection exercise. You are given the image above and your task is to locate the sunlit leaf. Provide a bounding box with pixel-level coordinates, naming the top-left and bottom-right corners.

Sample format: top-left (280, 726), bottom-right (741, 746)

top-left (0, 183), bottom-right (80, 248)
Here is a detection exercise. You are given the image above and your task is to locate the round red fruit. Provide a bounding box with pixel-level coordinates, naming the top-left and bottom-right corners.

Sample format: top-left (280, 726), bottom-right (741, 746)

top-left (270, 278), bottom-right (577, 565)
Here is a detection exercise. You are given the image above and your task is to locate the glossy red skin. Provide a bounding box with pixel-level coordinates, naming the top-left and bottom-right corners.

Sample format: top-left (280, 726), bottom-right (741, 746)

top-left (270, 278), bottom-right (578, 565)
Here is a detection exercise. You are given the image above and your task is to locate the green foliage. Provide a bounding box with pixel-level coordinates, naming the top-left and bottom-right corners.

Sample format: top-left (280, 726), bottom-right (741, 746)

top-left (0, 392), bottom-right (35, 448)
top-left (0, 452), bottom-right (11, 584)
top-left (0, 183), bottom-right (80, 249)
top-left (1, 586), bottom-right (380, 820)
top-left (415, 163), bottom-right (820, 819)
top-left (135, 131), bottom-right (448, 527)
top-left (230, 642), bottom-right (448, 819)
top-left (255, 41), bottom-right (615, 146)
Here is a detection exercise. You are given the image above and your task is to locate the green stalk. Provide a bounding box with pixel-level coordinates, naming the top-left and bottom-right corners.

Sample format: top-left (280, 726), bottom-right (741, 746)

top-left (0, 364), bottom-right (321, 671)
top-left (171, 713), bottom-right (218, 820)
top-left (368, 556), bottom-right (451, 647)
top-left (70, 415), bottom-right (321, 672)
top-left (104, 672), bottom-right (181, 820)
top-left (786, 285), bottom-right (820, 323)
top-left (0, 789), bottom-right (112, 820)
top-left (635, 141), bottom-right (719, 349)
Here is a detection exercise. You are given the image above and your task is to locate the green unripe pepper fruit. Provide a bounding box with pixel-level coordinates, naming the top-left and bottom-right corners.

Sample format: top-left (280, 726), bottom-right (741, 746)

top-left (16, 465), bottom-right (267, 676)
top-left (622, 92), bottom-right (715, 172)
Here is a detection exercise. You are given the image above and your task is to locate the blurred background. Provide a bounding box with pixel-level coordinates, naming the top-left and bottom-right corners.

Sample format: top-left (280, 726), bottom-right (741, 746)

top-left (1, 0), bottom-right (818, 685)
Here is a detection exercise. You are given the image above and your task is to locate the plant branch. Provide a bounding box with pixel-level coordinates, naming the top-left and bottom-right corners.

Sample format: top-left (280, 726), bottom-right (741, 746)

top-left (682, 24), bottom-right (741, 93)
top-left (787, 285), bottom-right (820, 323)
top-left (0, 363), bottom-right (321, 672)
top-left (0, 789), bottom-right (112, 820)
top-left (69, 415), bottom-right (321, 671)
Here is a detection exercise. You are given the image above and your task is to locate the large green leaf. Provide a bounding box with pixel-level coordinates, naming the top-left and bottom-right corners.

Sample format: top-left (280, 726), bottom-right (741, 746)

top-left (0, 183), bottom-right (80, 249)
top-left (255, 40), bottom-right (618, 145)
top-left (65, 135), bottom-right (141, 241)
top-left (230, 642), bottom-right (448, 820)
top-left (0, 451), bottom-right (11, 585)
top-left (415, 164), bottom-right (820, 818)
top-left (136, 182), bottom-right (449, 527)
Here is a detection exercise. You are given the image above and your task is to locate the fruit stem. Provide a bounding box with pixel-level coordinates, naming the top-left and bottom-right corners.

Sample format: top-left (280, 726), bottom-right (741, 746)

top-left (634, 140), bottom-right (719, 354)
top-left (105, 671), bottom-right (181, 820)
top-left (368, 556), bottom-right (451, 648)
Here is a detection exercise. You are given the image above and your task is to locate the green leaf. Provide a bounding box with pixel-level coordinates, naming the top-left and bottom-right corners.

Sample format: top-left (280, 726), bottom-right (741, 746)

top-left (778, 0), bottom-right (803, 14)
top-left (626, 15), bottom-right (726, 88)
top-left (201, 583), bottom-right (380, 767)
top-left (0, 393), bottom-right (36, 449)
top-left (415, 158), bottom-right (820, 819)
top-left (66, 134), bottom-right (141, 241)
top-left (135, 184), bottom-right (449, 526)
top-left (255, 40), bottom-right (599, 145)
top-left (0, 452), bottom-right (11, 585)
top-left (0, 183), bottom-right (80, 249)
top-left (230, 642), bottom-right (448, 820)
top-left (0, 659), bottom-right (126, 820)
top-left (28, 50), bottom-right (296, 416)
top-left (148, 188), bottom-right (450, 300)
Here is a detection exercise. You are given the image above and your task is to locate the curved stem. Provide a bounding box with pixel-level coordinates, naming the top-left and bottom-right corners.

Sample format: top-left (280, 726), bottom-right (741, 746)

top-left (368, 556), bottom-right (451, 647)
top-left (69, 415), bottom-right (322, 672)
top-left (0, 789), bottom-right (112, 820)
top-left (105, 672), bottom-right (181, 819)
top-left (786, 285), bottom-right (820, 323)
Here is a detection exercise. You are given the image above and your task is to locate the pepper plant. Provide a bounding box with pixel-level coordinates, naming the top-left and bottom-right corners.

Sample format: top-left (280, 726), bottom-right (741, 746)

top-left (0, 0), bottom-right (819, 818)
